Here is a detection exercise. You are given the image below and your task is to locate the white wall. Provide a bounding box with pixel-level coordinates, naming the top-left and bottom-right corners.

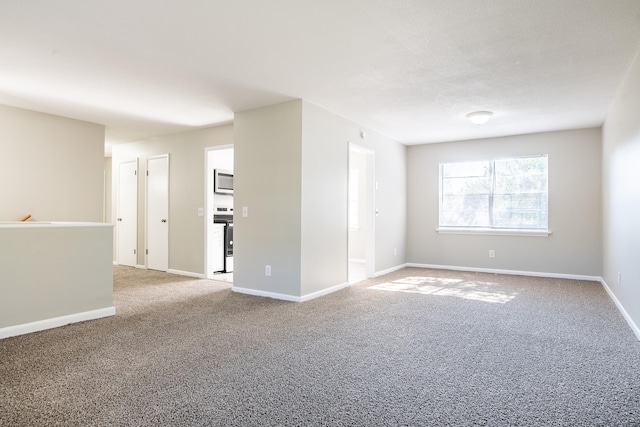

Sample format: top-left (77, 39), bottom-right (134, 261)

top-left (300, 101), bottom-right (349, 295)
top-left (301, 101), bottom-right (407, 293)
top-left (112, 124), bottom-right (233, 274)
top-left (234, 100), bottom-right (407, 299)
top-left (233, 100), bottom-right (303, 296)
top-left (407, 128), bottom-right (602, 277)
top-left (0, 104), bottom-right (105, 222)
top-left (602, 50), bottom-right (640, 335)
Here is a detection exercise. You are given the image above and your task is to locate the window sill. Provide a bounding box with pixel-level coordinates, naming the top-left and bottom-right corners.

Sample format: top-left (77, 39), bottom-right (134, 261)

top-left (436, 227), bottom-right (552, 237)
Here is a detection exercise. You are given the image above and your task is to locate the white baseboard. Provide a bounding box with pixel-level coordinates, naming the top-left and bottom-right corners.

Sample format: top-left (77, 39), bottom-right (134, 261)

top-left (406, 263), bottom-right (601, 282)
top-left (0, 306), bottom-right (116, 340)
top-left (300, 282), bottom-right (350, 302)
top-left (135, 264), bottom-right (147, 270)
top-left (374, 263), bottom-right (408, 278)
top-left (600, 279), bottom-right (640, 341)
top-left (167, 269), bottom-right (205, 279)
top-left (232, 286), bottom-right (300, 302)
top-left (233, 281), bottom-right (350, 303)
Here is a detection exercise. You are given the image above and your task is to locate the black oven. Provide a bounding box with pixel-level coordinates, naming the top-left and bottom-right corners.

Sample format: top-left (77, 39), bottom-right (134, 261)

top-left (214, 214), bottom-right (233, 272)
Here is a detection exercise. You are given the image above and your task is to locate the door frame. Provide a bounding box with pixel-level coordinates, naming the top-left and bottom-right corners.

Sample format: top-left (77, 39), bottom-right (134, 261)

top-left (145, 154), bottom-right (170, 271)
top-left (348, 143), bottom-right (375, 283)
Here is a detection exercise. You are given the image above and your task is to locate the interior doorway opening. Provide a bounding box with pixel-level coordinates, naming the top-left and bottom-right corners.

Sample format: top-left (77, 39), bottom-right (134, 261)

top-left (205, 146), bottom-right (234, 281)
top-left (348, 143), bottom-right (375, 284)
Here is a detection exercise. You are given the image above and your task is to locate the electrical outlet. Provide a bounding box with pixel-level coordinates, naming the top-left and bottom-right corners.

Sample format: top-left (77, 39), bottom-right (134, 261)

top-left (394, 248), bottom-right (397, 256)
top-left (265, 265), bottom-right (271, 276)
top-left (242, 207), bottom-right (248, 217)
top-left (489, 250), bottom-right (495, 258)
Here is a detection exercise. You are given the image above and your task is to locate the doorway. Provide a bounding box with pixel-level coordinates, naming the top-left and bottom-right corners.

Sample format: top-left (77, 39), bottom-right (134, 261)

top-left (205, 146), bottom-right (234, 280)
top-left (348, 144), bottom-right (375, 284)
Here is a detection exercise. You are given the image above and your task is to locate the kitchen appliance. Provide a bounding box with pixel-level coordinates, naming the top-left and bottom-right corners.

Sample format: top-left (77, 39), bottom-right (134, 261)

top-left (213, 212), bottom-right (233, 273)
top-left (214, 169), bottom-right (233, 195)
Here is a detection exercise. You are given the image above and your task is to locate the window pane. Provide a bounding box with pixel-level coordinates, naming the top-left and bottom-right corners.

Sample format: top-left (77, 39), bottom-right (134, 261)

top-left (441, 194), bottom-right (490, 227)
top-left (442, 161), bottom-right (488, 178)
top-left (493, 156), bottom-right (548, 229)
top-left (439, 156), bottom-right (548, 230)
top-left (440, 161), bottom-right (491, 227)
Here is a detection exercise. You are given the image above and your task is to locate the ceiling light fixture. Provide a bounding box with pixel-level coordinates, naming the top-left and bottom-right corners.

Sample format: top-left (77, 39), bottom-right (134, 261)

top-left (466, 111), bottom-right (494, 125)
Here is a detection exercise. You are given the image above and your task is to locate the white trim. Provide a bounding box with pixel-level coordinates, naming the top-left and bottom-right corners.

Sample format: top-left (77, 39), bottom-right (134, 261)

top-left (600, 278), bottom-right (640, 341)
top-left (436, 228), bottom-right (552, 237)
top-left (0, 307), bottom-right (116, 340)
top-left (167, 269), bottom-right (205, 279)
top-left (232, 282), bottom-right (350, 303)
top-left (406, 263), bottom-right (601, 282)
top-left (374, 263), bottom-right (408, 278)
top-left (232, 286), bottom-right (300, 302)
top-left (135, 264), bottom-right (147, 270)
top-left (300, 282), bottom-right (350, 302)
top-left (0, 222), bottom-right (114, 229)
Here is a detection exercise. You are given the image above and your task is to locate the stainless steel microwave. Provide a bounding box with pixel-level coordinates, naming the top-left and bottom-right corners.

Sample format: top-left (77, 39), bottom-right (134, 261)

top-left (214, 169), bottom-right (233, 194)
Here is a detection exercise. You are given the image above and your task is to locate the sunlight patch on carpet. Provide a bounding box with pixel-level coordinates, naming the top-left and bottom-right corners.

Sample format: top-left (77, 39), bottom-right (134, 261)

top-left (368, 276), bottom-right (517, 303)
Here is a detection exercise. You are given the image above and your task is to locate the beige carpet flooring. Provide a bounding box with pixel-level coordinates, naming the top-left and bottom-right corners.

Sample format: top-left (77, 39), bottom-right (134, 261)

top-left (1, 266), bottom-right (639, 426)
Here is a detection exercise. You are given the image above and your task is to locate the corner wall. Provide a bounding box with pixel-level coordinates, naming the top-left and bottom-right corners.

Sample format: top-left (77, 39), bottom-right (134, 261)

top-left (0, 104), bottom-right (105, 222)
top-left (233, 100), bottom-right (303, 297)
top-left (602, 50), bottom-right (640, 337)
top-left (233, 100), bottom-right (407, 300)
top-left (407, 128), bottom-right (602, 277)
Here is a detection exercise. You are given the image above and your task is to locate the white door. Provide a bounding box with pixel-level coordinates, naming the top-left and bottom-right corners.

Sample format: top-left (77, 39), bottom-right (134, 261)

top-left (147, 155), bottom-right (169, 271)
top-left (117, 159), bottom-right (138, 267)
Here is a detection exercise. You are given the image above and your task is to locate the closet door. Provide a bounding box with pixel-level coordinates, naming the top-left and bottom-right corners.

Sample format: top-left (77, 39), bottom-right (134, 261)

top-left (117, 159), bottom-right (138, 267)
top-left (146, 155), bottom-right (169, 271)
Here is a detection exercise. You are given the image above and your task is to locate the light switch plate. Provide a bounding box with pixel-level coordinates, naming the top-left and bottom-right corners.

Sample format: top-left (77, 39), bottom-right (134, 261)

top-left (197, 207), bottom-right (204, 217)
top-left (242, 207), bottom-right (248, 217)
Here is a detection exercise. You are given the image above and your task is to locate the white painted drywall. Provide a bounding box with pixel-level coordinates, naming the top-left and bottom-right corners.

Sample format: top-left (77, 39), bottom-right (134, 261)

top-left (233, 100), bottom-right (407, 299)
top-left (111, 124), bottom-right (233, 274)
top-left (233, 100), bottom-right (303, 297)
top-left (602, 50), bottom-right (640, 332)
top-left (300, 101), bottom-right (349, 295)
top-left (0, 104), bottom-right (105, 222)
top-left (407, 128), bottom-right (602, 276)
top-left (0, 222), bottom-right (114, 331)
top-left (300, 101), bottom-right (407, 294)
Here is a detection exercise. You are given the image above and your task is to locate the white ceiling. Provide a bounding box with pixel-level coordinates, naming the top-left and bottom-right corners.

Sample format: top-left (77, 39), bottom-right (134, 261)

top-left (1, 1), bottom-right (640, 153)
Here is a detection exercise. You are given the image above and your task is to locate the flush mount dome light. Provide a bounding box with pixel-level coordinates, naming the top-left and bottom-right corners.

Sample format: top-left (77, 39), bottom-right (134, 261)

top-left (466, 111), bottom-right (493, 125)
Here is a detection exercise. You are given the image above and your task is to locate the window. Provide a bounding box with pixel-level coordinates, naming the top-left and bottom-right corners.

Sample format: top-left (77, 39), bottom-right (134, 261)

top-left (439, 155), bottom-right (548, 231)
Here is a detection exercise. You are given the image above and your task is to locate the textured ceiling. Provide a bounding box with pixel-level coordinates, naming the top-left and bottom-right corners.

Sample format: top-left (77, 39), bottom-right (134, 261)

top-left (1, 0), bottom-right (640, 151)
